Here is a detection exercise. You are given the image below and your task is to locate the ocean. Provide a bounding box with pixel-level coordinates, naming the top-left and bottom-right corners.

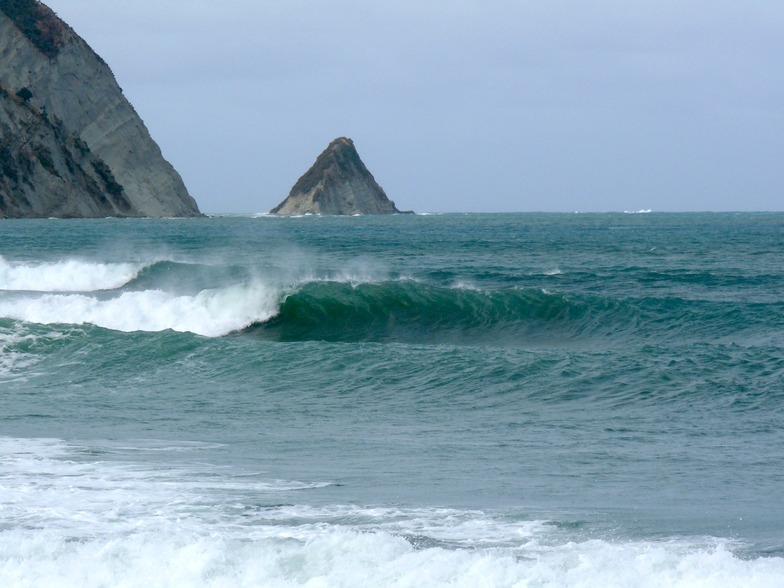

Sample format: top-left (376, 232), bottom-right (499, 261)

top-left (1, 212), bottom-right (783, 587)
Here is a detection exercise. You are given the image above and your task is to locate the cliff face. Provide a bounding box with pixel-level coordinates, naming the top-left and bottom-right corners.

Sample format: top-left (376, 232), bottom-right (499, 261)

top-left (0, 1), bottom-right (201, 217)
top-left (271, 137), bottom-right (407, 216)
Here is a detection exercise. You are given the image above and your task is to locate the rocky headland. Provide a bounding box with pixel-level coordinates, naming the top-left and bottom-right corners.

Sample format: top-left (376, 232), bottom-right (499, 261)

top-left (0, 0), bottom-right (201, 218)
top-left (271, 137), bottom-right (410, 216)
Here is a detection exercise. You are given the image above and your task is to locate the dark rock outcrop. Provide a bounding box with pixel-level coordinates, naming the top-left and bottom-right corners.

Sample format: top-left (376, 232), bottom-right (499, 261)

top-left (271, 137), bottom-right (409, 215)
top-left (0, 0), bottom-right (201, 218)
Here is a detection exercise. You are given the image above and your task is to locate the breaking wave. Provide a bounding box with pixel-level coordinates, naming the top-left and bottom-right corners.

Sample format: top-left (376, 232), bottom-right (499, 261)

top-left (0, 257), bottom-right (279, 337)
top-left (1, 256), bottom-right (781, 344)
top-left (249, 281), bottom-right (638, 344)
top-left (0, 284), bottom-right (278, 338)
top-left (247, 280), bottom-right (783, 346)
top-left (0, 256), bottom-right (147, 292)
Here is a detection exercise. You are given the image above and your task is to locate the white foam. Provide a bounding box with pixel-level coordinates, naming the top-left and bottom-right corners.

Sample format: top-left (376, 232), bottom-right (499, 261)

top-left (0, 256), bottom-right (146, 292)
top-left (0, 324), bottom-right (71, 378)
top-left (1, 520), bottom-right (782, 588)
top-left (1, 437), bottom-right (782, 587)
top-left (0, 263), bottom-right (426, 336)
top-left (451, 279), bottom-right (482, 291)
top-left (0, 327), bottom-right (36, 376)
top-left (0, 282), bottom-right (279, 337)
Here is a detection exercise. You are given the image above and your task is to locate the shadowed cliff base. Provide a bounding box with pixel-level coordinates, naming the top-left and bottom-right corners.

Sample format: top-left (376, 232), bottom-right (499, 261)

top-left (271, 137), bottom-right (412, 216)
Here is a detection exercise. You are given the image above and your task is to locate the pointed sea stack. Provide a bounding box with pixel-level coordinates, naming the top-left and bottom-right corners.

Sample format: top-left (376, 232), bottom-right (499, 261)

top-left (271, 137), bottom-right (408, 215)
top-left (0, 0), bottom-right (201, 218)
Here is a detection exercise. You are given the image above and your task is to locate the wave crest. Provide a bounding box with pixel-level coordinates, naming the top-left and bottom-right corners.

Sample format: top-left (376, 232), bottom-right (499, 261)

top-left (0, 283), bottom-right (279, 337)
top-left (2, 263), bottom-right (777, 343)
top-left (249, 281), bottom-right (636, 345)
top-left (0, 256), bottom-right (147, 292)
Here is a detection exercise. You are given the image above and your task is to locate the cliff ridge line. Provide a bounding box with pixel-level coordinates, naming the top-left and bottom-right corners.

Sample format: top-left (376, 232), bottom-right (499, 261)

top-left (0, 0), bottom-right (201, 218)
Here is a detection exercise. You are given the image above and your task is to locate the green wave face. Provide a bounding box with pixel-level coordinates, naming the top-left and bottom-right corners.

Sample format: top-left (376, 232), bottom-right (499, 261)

top-left (247, 280), bottom-right (783, 347)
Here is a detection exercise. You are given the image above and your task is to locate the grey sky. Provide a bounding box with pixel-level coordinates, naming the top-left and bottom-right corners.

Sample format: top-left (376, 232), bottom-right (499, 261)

top-left (45, 1), bottom-right (783, 213)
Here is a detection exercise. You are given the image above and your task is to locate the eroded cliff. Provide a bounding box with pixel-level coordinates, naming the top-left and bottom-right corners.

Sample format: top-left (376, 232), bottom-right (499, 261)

top-left (0, 0), bottom-right (200, 217)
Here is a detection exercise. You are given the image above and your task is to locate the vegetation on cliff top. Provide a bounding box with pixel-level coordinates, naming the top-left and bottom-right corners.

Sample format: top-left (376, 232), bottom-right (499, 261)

top-left (0, 0), bottom-right (64, 58)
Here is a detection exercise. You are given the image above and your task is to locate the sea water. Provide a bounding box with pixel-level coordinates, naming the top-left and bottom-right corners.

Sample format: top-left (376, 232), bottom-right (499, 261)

top-left (1, 212), bottom-right (783, 587)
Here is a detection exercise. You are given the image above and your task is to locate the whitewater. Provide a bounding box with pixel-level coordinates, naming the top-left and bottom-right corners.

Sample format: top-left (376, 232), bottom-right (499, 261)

top-left (1, 213), bottom-right (783, 587)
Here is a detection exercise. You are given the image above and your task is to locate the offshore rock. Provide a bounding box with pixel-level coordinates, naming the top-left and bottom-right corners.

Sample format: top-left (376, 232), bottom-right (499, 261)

top-left (0, 0), bottom-right (201, 218)
top-left (271, 137), bottom-right (408, 215)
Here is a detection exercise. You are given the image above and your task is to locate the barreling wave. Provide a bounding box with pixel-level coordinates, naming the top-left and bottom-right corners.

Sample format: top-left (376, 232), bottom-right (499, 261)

top-left (2, 257), bottom-right (781, 344)
top-left (248, 280), bottom-right (784, 346)
top-left (247, 281), bottom-right (640, 345)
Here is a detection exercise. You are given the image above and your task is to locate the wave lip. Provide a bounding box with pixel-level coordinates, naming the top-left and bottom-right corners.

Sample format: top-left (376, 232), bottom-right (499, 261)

top-left (0, 256), bottom-right (147, 292)
top-left (2, 271), bottom-right (776, 344)
top-left (248, 280), bottom-right (639, 346)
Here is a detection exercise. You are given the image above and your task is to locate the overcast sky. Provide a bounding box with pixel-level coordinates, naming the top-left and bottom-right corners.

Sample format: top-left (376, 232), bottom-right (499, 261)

top-left (46, 1), bottom-right (783, 213)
